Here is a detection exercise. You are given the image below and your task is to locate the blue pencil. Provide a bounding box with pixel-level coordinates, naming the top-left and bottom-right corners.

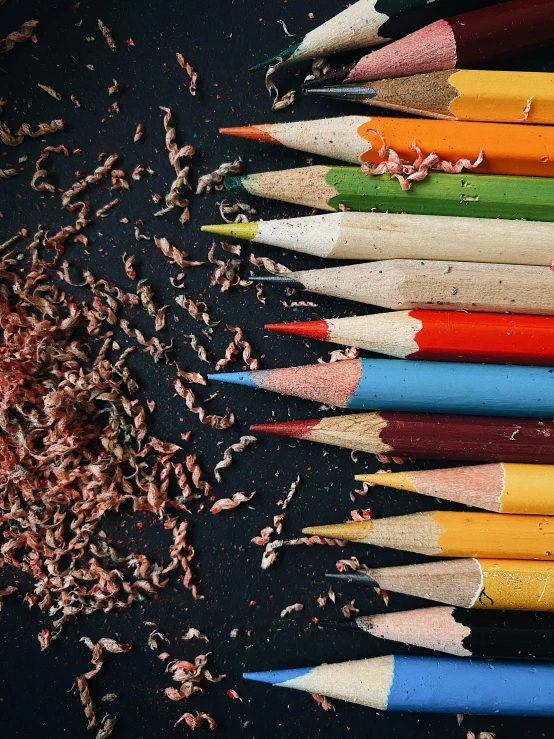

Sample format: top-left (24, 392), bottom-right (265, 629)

top-left (244, 655), bottom-right (554, 716)
top-left (208, 358), bottom-right (554, 418)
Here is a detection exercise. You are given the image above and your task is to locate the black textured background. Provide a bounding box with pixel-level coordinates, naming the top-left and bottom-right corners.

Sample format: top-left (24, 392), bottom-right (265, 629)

top-left (2, 1), bottom-right (554, 737)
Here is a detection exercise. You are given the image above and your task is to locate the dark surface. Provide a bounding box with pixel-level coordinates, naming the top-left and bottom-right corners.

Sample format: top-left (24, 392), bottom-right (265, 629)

top-left (1, 1), bottom-right (554, 737)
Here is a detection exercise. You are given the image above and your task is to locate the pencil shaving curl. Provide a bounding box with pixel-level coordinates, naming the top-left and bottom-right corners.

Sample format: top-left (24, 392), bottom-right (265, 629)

top-left (210, 491), bottom-right (256, 514)
top-left (213, 436), bottom-right (257, 482)
top-left (174, 712), bottom-right (217, 730)
top-left (196, 158), bottom-right (243, 194)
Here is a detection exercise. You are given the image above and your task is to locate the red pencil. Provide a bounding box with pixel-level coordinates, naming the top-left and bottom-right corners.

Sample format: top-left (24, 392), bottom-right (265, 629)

top-left (250, 412), bottom-right (554, 463)
top-left (307, 0), bottom-right (554, 87)
top-left (265, 311), bottom-right (554, 365)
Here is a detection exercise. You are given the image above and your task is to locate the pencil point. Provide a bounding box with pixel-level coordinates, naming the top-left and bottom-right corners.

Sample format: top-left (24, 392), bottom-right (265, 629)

top-left (264, 320), bottom-right (329, 341)
top-left (201, 222), bottom-right (258, 240)
top-left (207, 371), bottom-right (260, 388)
top-left (302, 521), bottom-right (372, 540)
top-left (306, 85), bottom-right (377, 101)
top-left (243, 665), bottom-right (313, 684)
top-left (250, 275), bottom-right (306, 288)
top-left (326, 572), bottom-right (379, 586)
top-left (219, 125), bottom-right (279, 145)
top-left (224, 174), bottom-right (247, 192)
top-left (355, 473), bottom-right (417, 492)
top-left (248, 41), bottom-right (302, 73)
top-left (249, 418), bottom-right (318, 438)
top-left (303, 64), bottom-right (353, 88)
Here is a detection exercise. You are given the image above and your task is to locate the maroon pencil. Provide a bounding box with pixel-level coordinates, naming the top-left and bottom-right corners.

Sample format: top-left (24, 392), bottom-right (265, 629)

top-left (250, 412), bottom-right (554, 463)
top-left (307, 0), bottom-right (554, 87)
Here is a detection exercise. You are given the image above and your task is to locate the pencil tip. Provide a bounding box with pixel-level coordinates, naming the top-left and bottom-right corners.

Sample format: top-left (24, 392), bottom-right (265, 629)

top-left (224, 174), bottom-right (247, 192)
top-left (302, 522), bottom-right (372, 540)
top-left (251, 275), bottom-right (306, 288)
top-left (306, 85), bottom-right (376, 100)
top-left (248, 41), bottom-right (302, 72)
top-left (201, 222), bottom-right (258, 240)
top-left (303, 63), bottom-right (353, 89)
top-left (219, 125), bottom-right (279, 145)
top-left (326, 572), bottom-right (379, 586)
top-left (264, 320), bottom-right (329, 340)
top-left (243, 666), bottom-right (313, 684)
top-left (207, 371), bottom-right (259, 388)
top-left (249, 418), bottom-right (318, 438)
top-left (355, 472), bottom-right (417, 493)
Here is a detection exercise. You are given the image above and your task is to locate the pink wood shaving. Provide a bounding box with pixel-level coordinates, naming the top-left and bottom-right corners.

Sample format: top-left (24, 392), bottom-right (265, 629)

top-left (174, 712), bottom-right (217, 730)
top-left (182, 628), bottom-right (209, 642)
top-left (175, 296), bottom-right (219, 326)
top-left (76, 676), bottom-right (97, 729)
top-left (122, 253), bottom-right (136, 280)
top-left (213, 435), bottom-right (257, 482)
top-left (251, 526), bottom-right (273, 546)
top-left (273, 513), bottom-right (285, 535)
top-left (227, 689), bottom-right (243, 701)
top-left (281, 301), bottom-right (317, 308)
top-left (210, 491), bottom-right (256, 514)
top-left (350, 508), bottom-right (372, 521)
top-left (31, 145), bottom-right (69, 192)
top-left (177, 368), bottom-right (207, 385)
top-left (176, 54), bottom-right (198, 95)
top-left (154, 236), bottom-right (204, 269)
top-left (1, 20), bottom-right (38, 53)
top-left (318, 346), bottom-right (359, 363)
top-left (311, 693), bottom-right (335, 711)
top-left (224, 325), bottom-right (260, 369)
top-left (80, 637), bottom-right (131, 680)
top-left (196, 158), bottom-right (243, 194)
top-left (280, 602), bottom-right (303, 617)
top-left (249, 253), bottom-right (291, 274)
top-left (162, 520), bottom-right (203, 600)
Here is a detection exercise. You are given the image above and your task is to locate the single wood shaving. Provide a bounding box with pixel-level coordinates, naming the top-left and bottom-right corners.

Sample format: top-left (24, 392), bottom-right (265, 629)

top-left (213, 435), bottom-right (257, 482)
top-left (98, 19), bottom-right (116, 51)
top-left (37, 84), bottom-right (62, 101)
top-left (1, 20), bottom-right (38, 53)
top-left (210, 491), bottom-right (256, 514)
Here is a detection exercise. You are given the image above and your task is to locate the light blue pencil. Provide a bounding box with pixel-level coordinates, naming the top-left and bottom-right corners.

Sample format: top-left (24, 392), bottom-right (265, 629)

top-left (244, 655), bottom-right (554, 716)
top-left (208, 358), bottom-right (554, 417)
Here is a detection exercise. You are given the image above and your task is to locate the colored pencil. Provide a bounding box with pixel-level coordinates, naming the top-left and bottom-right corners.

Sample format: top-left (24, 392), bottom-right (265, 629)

top-left (356, 463), bottom-right (554, 514)
top-left (253, 260), bottom-right (554, 315)
top-left (265, 312), bottom-right (554, 365)
top-left (326, 557), bottom-right (554, 610)
top-left (307, 70), bottom-right (554, 124)
top-left (307, 0), bottom-right (554, 87)
top-left (244, 655), bottom-right (554, 716)
top-left (248, 0), bottom-right (497, 71)
top-left (208, 359), bottom-right (554, 418)
top-left (219, 115), bottom-right (554, 177)
top-left (302, 511), bottom-right (554, 560)
top-left (250, 412), bottom-right (554, 463)
top-left (319, 607), bottom-right (554, 658)
top-left (202, 213), bottom-right (554, 267)
top-left (225, 166), bottom-right (554, 222)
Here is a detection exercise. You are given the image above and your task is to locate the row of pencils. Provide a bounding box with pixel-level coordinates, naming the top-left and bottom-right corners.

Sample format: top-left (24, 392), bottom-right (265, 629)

top-left (208, 0), bottom-right (554, 719)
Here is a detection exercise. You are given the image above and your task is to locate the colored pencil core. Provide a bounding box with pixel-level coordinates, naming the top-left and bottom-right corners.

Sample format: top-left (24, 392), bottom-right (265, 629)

top-left (219, 126), bottom-right (279, 144)
top-left (249, 41), bottom-right (302, 72)
top-left (265, 321), bottom-right (329, 340)
top-left (201, 222), bottom-right (258, 240)
top-left (250, 419), bottom-right (317, 438)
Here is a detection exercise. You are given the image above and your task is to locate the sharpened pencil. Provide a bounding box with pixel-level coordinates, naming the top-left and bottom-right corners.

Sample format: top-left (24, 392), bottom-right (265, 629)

top-left (252, 260), bottom-right (554, 315)
top-left (356, 463), bottom-right (554, 514)
top-left (319, 607), bottom-right (554, 658)
top-left (202, 213), bottom-right (554, 266)
top-left (208, 359), bottom-right (554, 418)
top-left (307, 70), bottom-right (554, 124)
top-left (244, 655), bottom-right (554, 715)
top-left (250, 412), bottom-right (554, 463)
top-left (225, 166), bottom-right (554, 221)
top-left (303, 511), bottom-right (554, 560)
top-left (327, 558), bottom-right (554, 610)
top-left (248, 0), bottom-right (495, 72)
top-left (308, 0), bottom-right (554, 87)
top-left (219, 115), bottom-right (554, 177)
top-left (265, 312), bottom-right (554, 365)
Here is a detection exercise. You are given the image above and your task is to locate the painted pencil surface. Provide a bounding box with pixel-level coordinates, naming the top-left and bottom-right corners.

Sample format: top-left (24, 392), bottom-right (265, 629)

top-left (356, 463), bottom-right (554, 514)
top-left (202, 213), bottom-right (554, 266)
top-left (251, 412), bottom-right (554, 463)
top-left (248, 0), bottom-right (495, 71)
top-left (327, 558), bottom-right (554, 610)
top-left (308, 70), bottom-right (554, 124)
top-left (309, 0), bottom-right (554, 86)
top-left (266, 312), bottom-right (554, 365)
top-left (252, 260), bottom-right (554, 315)
top-left (220, 115), bottom-right (554, 177)
top-left (225, 166), bottom-right (554, 222)
top-left (209, 359), bottom-right (554, 418)
top-left (321, 607), bottom-right (554, 658)
top-left (303, 511), bottom-right (554, 560)
top-left (244, 655), bottom-right (554, 715)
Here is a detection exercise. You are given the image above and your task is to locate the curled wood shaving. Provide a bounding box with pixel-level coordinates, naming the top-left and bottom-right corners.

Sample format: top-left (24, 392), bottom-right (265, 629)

top-left (110, 168), bottom-right (128, 190)
top-left (176, 368), bottom-right (207, 385)
top-left (120, 319), bottom-right (173, 363)
top-left (0, 119), bottom-right (65, 147)
top-left (280, 602), bottom-right (303, 617)
top-left (518, 96), bottom-right (534, 122)
top-left (108, 78), bottom-right (119, 95)
top-left (37, 84), bottom-right (62, 101)
top-left (96, 199), bottom-right (120, 219)
top-left (0, 168), bottom-right (17, 179)
top-left (350, 508), bottom-right (372, 521)
top-left (265, 57), bottom-right (296, 111)
top-left (318, 347), bottom-right (360, 363)
top-left (174, 712), bottom-right (217, 730)
top-left (361, 137), bottom-right (484, 191)
top-left (137, 281), bottom-right (157, 317)
top-left (155, 305), bottom-right (170, 331)
top-left (277, 19), bottom-right (295, 36)
top-left (224, 325), bottom-right (260, 369)
top-left (186, 454), bottom-right (211, 493)
top-left (77, 676), bottom-right (97, 730)
top-left (98, 19), bottom-right (116, 51)
top-left (183, 628), bottom-right (209, 642)
top-left (148, 630), bottom-right (169, 650)
top-left (0, 585), bottom-right (17, 610)
top-left (207, 241), bottom-right (247, 292)
top-left (154, 236), bottom-right (204, 269)
top-left (282, 301), bottom-right (317, 308)
top-left (196, 158), bottom-right (243, 195)
top-left (176, 54), bottom-right (198, 96)
top-left (61, 153), bottom-right (118, 209)
top-left (303, 57), bottom-right (331, 84)
top-left (213, 435), bottom-right (257, 482)
top-left (132, 165), bottom-right (145, 181)
top-left (311, 693), bottom-right (335, 711)
top-left (210, 491), bottom-right (256, 514)
top-left (219, 201), bottom-right (256, 223)
top-left (249, 253), bottom-right (291, 274)
top-left (341, 600), bottom-right (360, 619)
top-left (251, 526), bottom-right (273, 546)
top-left (174, 379), bottom-right (235, 429)
top-left (184, 334), bottom-right (209, 363)
top-left (176, 296), bottom-right (219, 326)
top-left (80, 636), bottom-right (131, 680)
top-left (0, 20), bottom-right (38, 53)
top-left (273, 513), bottom-right (285, 535)
top-left (96, 716), bottom-right (117, 739)
top-left (278, 475), bottom-right (300, 510)
top-left (214, 339), bottom-right (238, 371)
top-left (261, 536), bottom-right (346, 570)
top-left (162, 520), bottom-right (203, 599)
top-left (31, 144), bottom-right (69, 192)
top-left (134, 123), bottom-right (143, 142)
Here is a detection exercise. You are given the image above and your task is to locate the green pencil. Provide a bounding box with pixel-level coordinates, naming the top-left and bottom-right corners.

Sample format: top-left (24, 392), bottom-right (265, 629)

top-left (225, 165), bottom-right (554, 221)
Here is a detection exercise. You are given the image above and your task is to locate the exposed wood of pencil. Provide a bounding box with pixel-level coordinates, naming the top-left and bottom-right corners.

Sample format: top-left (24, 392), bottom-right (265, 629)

top-left (328, 558), bottom-right (554, 610)
top-left (266, 311), bottom-right (554, 365)
top-left (254, 259), bottom-right (554, 315)
top-left (303, 511), bottom-right (554, 559)
top-left (356, 463), bottom-right (554, 514)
